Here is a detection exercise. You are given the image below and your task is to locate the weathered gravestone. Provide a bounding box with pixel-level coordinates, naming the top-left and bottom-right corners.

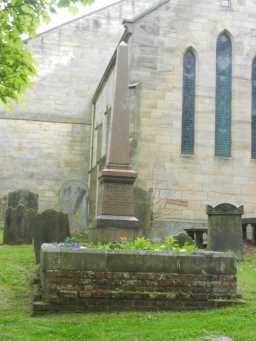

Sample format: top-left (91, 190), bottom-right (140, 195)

top-left (207, 203), bottom-right (243, 254)
top-left (3, 205), bottom-right (36, 245)
top-left (8, 189), bottom-right (38, 210)
top-left (3, 190), bottom-right (39, 245)
top-left (0, 195), bottom-right (7, 223)
top-left (33, 209), bottom-right (70, 263)
top-left (59, 180), bottom-right (87, 234)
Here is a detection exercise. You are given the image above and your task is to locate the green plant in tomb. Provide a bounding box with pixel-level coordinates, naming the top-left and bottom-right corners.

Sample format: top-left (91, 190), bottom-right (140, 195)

top-left (64, 235), bottom-right (198, 253)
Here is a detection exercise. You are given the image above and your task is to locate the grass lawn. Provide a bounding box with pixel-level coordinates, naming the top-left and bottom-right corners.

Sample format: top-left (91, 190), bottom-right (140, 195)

top-left (0, 229), bottom-right (256, 341)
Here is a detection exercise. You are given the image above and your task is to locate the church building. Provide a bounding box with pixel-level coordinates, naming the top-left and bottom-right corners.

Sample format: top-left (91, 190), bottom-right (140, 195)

top-left (1, 0), bottom-right (256, 238)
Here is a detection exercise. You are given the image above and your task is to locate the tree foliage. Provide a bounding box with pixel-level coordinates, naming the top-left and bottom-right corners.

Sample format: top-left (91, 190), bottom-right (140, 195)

top-left (0, 0), bottom-right (93, 105)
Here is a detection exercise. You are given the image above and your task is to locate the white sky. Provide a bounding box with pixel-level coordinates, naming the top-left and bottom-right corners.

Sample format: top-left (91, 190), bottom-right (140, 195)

top-left (38, 0), bottom-right (120, 33)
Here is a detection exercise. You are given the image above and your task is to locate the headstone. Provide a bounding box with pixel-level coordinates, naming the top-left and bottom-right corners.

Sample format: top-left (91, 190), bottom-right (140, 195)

top-left (59, 180), bottom-right (87, 233)
top-left (8, 189), bottom-right (38, 210)
top-left (0, 195), bottom-right (7, 223)
top-left (207, 203), bottom-right (243, 254)
top-left (33, 209), bottom-right (70, 263)
top-left (3, 205), bottom-right (36, 245)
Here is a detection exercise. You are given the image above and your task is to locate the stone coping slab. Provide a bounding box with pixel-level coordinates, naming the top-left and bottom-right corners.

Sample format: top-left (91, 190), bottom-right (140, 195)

top-left (40, 244), bottom-right (236, 275)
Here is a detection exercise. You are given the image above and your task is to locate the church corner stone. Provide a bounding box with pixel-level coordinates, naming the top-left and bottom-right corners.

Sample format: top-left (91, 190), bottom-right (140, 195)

top-left (207, 203), bottom-right (244, 255)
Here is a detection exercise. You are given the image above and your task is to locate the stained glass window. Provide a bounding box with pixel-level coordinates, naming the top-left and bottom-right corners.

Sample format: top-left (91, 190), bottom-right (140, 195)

top-left (181, 49), bottom-right (196, 155)
top-left (215, 32), bottom-right (232, 157)
top-left (252, 58), bottom-right (256, 158)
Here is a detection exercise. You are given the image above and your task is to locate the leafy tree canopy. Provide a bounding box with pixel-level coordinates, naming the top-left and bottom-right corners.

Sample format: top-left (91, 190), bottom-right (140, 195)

top-left (0, 0), bottom-right (93, 106)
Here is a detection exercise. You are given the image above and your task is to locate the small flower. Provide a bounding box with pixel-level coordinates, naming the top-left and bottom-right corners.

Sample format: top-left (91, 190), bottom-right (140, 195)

top-left (61, 242), bottom-right (80, 249)
top-left (120, 235), bottom-right (128, 242)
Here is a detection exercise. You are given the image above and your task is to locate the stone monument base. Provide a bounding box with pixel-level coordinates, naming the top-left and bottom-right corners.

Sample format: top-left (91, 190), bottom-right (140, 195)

top-left (89, 220), bottom-right (139, 243)
top-left (96, 214), bottom-right (139, 229)
top-left (93, 167), bottom-right (139, 242)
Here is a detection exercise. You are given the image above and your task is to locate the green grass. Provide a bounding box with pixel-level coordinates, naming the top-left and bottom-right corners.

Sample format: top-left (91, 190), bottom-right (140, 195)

top-left (0, 230), bottom-right (256, 341)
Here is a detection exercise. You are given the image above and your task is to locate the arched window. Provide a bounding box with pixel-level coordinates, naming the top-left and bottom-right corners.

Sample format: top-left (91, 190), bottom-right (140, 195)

top-left (215, 31), bottom-right (232, 157)
top-left (252, 58), bottom-right (256, 159)
top-left (181, 49), bottom-right (196, 155)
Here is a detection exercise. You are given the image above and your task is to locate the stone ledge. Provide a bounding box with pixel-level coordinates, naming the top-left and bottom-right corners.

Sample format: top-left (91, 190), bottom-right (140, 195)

top-left (40, 244), bottom-right (236, 274)
top-left (33, 297), bottom-right (245, 315)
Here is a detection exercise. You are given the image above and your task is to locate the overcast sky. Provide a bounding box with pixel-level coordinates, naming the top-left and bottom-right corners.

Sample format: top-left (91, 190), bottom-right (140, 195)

top-left (39, 0), bottom-right (120, 33)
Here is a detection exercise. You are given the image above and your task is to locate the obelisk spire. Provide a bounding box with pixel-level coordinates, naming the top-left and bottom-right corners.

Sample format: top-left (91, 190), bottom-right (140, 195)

top-left (107, 42), bottom-right (130, 169)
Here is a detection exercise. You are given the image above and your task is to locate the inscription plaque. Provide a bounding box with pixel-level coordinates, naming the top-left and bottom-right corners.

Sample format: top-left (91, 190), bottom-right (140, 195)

top-left (101, 183), bottom-right (135, 216)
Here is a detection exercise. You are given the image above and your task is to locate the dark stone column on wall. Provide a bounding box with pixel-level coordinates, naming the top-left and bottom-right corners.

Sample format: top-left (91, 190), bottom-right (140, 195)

top-left (92, 42), bottom-right (139, 242)
top-left (207, 203), bottom-right (243, 254)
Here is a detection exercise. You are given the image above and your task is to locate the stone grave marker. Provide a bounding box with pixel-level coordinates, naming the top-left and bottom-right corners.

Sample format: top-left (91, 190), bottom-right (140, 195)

top-left (33, 209), bottom-right (70, 263)
top-left (59, 180), bottom-right (87, 234)
top-left (3, 205), bottom-right (36, 245)
top-left (8, 189), bottom-right (39, 210)
top-left (3, 189), bottom-right (39, 245)
top-left (0, 195), bottom-right (7, 223)
top-left (207, 203), bottom-right (243, 254)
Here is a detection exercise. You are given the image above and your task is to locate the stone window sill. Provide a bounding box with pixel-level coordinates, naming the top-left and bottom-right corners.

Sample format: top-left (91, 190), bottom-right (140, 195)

top-left (214, 156), bottom-right (232, 160)
top-left (180, 153), bottom-right (194, 158)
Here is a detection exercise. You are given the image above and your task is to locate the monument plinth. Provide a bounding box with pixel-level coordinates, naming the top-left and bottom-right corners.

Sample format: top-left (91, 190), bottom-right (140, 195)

top-left (96, 168), bottom-right (138, 228)
top-left (92, 41), bottom-right (139, 242)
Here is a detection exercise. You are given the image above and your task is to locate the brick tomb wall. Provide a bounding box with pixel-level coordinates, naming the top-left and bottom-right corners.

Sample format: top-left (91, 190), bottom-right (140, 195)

top-left (34, 245), bottom-right (242, 314)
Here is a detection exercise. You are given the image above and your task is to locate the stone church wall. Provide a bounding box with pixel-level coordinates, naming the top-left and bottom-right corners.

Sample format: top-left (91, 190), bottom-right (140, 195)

top-left (0, 0), bottom-right (161, 228)
top-left (0, 119), bottom-right (90, 213)
top-left (3, 0), bottom-right (256, 236)
top-left (127, 0), bottom-right (256, 236)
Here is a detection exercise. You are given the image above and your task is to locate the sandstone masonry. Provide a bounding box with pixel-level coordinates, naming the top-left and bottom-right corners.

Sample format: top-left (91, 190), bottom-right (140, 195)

top-left (90, 0), bottom-right (256, 236)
